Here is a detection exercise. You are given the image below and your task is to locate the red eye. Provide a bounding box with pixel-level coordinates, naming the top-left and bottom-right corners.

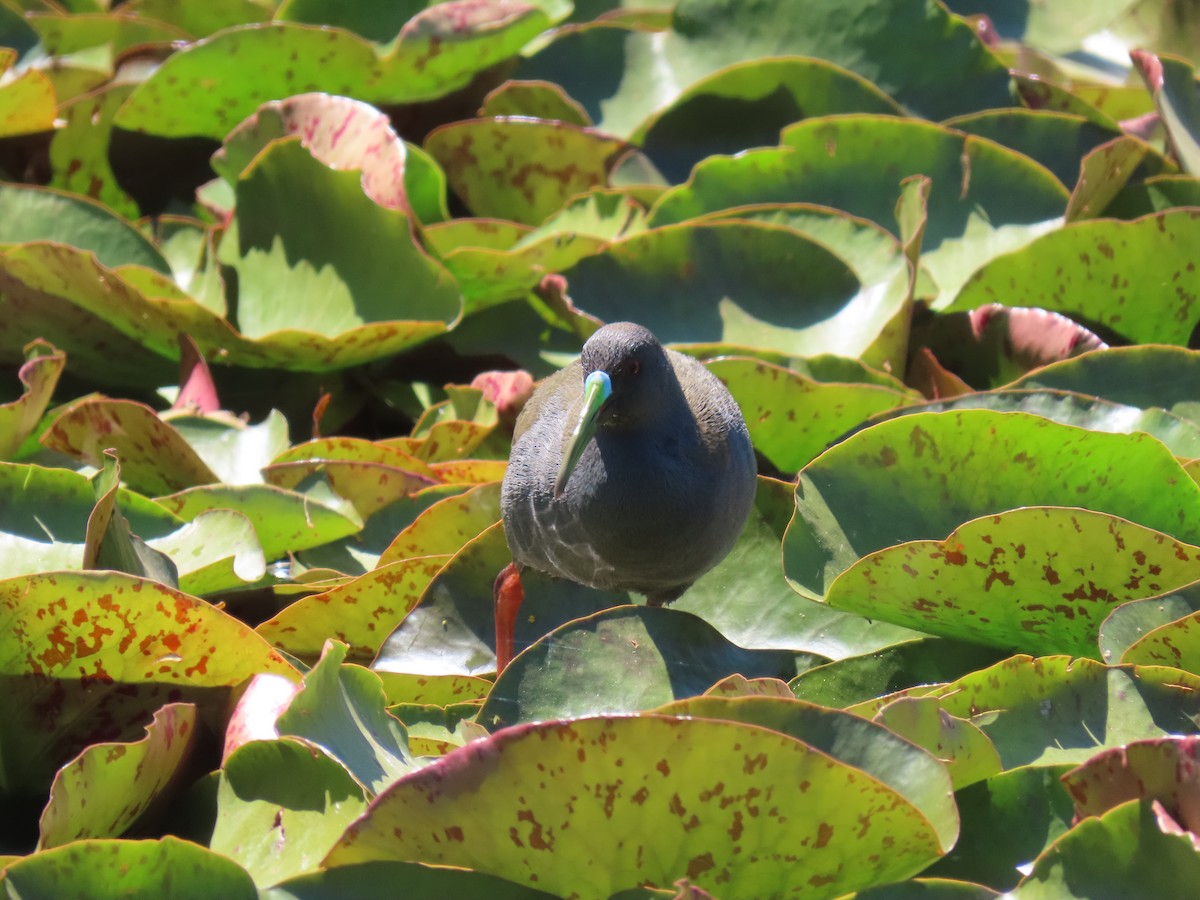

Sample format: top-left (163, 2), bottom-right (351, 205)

top-left (629, 360), bottom-right (640, 376)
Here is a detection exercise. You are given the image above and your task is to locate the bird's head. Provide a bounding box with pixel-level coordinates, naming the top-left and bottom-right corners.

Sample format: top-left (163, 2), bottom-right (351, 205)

top-left (553, 322), bottom-right (673, 497)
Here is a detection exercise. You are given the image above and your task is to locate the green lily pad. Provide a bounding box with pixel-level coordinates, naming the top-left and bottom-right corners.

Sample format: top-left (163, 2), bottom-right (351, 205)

top-left (0, 461), bottom-right (182, 545)
top-left (263, 860), bottom-right (558, 900)
top-left (1008, 345), bottom-right (1200, 425)
top-left (926, 764), bottom-right (1075, 892)
top-left (0, 183), bottom-right (169, 273)
top-left (425, 118), bottom-right (628, 225)
top-left (1121, 608), bottom-right (1200, 674)
top-left (1011, 799), bottom-right (1200, 898)
top-left (1098, 585), bottom-right (1200, 662)
top-left (324, 714), bottom-right (947, 898)
top-left (708, 357), bottom-right (913, 474)
top-left (211, 738), bottom-right (368, 888)
top-left (120, 0), bottom-right (272, 38)
top-left (166, 410), bottom-right (290, 486)
top-left (651, 695), bottom-right (959, 854)
top-left (480, 79), bottom-right (591, 126)
top-left (157, 482), bottom-right (363, 560)
top-left (873, 697), bottom-right (1004, 791)
top-left (944, 109), bottom-right (1128, 190)
top-left (559, 220), bottom-right (907, 364)
top-left (38, 702), bottom-right (197, 849)
top-left (522, 0), bottom-right (1007, 137)
top-left (0, 242), bottom-right (371, 385)
top-left (272, 437), bottom-right (436, 479)
top-left (257, 556), bottom-right (449, 662)
top-left (789, 639), bottom-right (1008, 710)
top-left (222, 137), bottom-right (460, 345)
top-left (631, 56), bottom-right (904, 183)
top-left (850, 656), bottom-right (1200, 771)
top-left (275, 641), bottom-right (415, 795)
top-left (0, 570), bottom-right (297, 800)
top-left (650, 116), bottom-right (1067, 310)
top-left (784, 410), bottom-right (1200, 601)
top-left (46, 83), bottom-right (138, 219)
top-left (376, 671), bottom-right (493, 707)
top-left (423, 218), bottom-right (530, 254)
top-left (263, 460), bottom-right (437, 518)
top-left (114, 6), bottom-right (556, 139)
top-left (1065, 135), bottom-right (1159, 221)
top-left (0, 51), bottom-right (56, 138)
top-left (478, 606), bottom-right (798, 729)
top-left (27, 11), bottom-right (185, 54)
top-left (869, 389), bottom-right (1200, 458)
top-left (825, 507), bottom-right (1200, 659)
top-left (145, 509), bottom-right (267, 596)
top-left (377, 481), bottom-right (501, 566)
top-left (295, 483), bottom-right (467, 575)
top-left (0, 837), bottom-right (258, 899)
top-left (675, 477), bottom-right (924, 657)
top-left (947, 211), bottom-right (1200, 346)
top-left (41, 399), bottom-right (220, 496)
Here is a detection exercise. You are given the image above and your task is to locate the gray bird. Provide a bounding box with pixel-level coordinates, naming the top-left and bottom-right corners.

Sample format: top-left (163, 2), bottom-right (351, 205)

top-left (496, 323), bottom-right (756, 655)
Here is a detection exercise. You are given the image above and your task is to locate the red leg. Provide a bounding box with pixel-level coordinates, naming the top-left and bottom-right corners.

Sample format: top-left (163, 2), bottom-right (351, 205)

top-left (493, 562), bottom-right (524, 674)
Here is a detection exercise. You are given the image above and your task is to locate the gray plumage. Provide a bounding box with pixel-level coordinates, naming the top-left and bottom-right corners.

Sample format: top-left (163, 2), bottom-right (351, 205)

top-left (501, 322), bottom-right (757, 604)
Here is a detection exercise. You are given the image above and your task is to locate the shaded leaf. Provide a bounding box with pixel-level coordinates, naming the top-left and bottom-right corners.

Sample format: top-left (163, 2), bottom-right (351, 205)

top-left (0, 183), bottom-right (168, 272)
top-left (926, 764), bottom-right (1075, 892)
top-left (789, 639), bottom-right (1007, 710)
top-left (675, 477), bottom-right (925, 657)
top-left (1011, 799), bottom-right (1200, 898)
top-left (1098, 585), bottom-right (1200, 663)
top-left (38, 702), bottom-right (197, 849)
top-left (264, 860), bottom-right (558, 899)
top-left (1133, 49), bottom-right (1200, 175)
top-left (84, 451), bottom-right (180, 588)
top-left (478, 606), bottom-right (798, 730)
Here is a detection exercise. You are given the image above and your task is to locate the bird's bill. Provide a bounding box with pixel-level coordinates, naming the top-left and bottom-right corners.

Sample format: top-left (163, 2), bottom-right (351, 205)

top-left (553, 370), bottom-right (612, 497)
